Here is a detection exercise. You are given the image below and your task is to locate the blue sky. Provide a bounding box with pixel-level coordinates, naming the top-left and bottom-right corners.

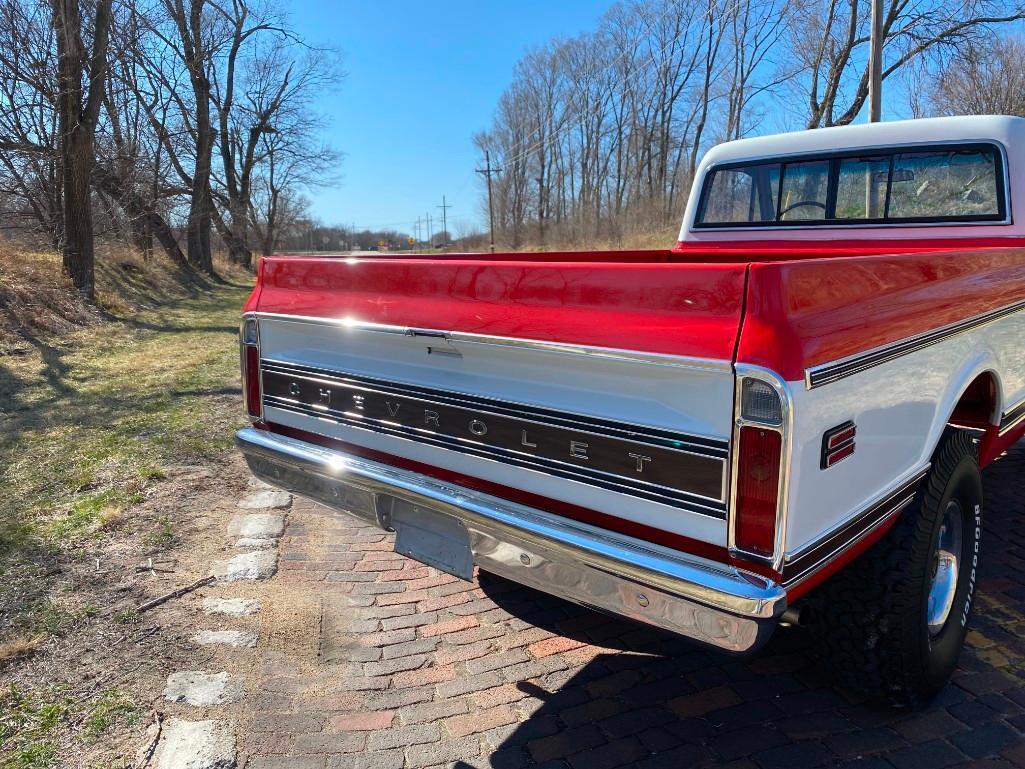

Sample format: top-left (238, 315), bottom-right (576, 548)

top-left (287, 1), bottom-right (615, 235)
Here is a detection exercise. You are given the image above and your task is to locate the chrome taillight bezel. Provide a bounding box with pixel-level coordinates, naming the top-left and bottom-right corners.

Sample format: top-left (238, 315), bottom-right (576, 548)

top-left (729, 365), bottom-right (793, 570)
top-left (240, 313), bottom-right (263, 421)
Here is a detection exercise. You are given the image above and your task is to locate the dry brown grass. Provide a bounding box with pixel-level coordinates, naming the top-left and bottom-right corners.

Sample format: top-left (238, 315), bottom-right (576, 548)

top-left (507, 227), bottom-right (680, 253)
top-left (0, 634), bottom-right (45, 662)
top-left (0, 246), bottom-right (97, 354)
top-left (0, 241), bottom-right (251, 354)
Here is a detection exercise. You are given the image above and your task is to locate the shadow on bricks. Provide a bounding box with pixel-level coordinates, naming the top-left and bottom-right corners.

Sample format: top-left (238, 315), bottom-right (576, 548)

top-left (249, 442), bottom-right (1025, 768)
top-left (444, 443), bottom-right (1025, 769)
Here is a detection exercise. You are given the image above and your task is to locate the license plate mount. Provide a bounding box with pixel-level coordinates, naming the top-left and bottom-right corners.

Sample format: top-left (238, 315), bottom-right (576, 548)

top-left (384, 496), bottom-right (474, 581)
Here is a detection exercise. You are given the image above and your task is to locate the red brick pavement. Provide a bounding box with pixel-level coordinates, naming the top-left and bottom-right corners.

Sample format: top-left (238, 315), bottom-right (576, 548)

top-left (241, 441), bottom-right (1025, 769)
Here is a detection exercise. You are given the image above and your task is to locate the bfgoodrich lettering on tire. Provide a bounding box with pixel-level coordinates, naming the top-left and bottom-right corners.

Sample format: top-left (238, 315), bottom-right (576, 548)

top-left (810, 429), bottom-right (984, 706)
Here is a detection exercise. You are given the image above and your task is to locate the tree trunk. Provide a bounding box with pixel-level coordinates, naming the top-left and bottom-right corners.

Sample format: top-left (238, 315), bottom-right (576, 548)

top-left (59, 119), bottom-right (95, 299)
top-left (52, 0), bottom-right (110, 301)
top-left (187, 129), bottom-right (214, 273)
top-left (223, 205), bottom-right (252, 269)
top-left (179, 0), bottom-right (214, 274)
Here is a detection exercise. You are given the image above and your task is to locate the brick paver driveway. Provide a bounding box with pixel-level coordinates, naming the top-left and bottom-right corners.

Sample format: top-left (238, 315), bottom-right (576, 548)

top-left (242, 442), bottom-right (1025, 769)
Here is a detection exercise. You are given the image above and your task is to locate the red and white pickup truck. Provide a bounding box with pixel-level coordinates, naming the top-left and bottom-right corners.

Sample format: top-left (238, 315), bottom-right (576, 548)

top-left (237, 115), bottom-right (1025, 703)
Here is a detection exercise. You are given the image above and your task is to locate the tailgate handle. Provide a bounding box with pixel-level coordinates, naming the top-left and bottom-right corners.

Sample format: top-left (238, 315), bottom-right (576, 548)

top-left (406, 327), bottom-right (463, 359)
top-left (406, 328), bottom-right (449, 339)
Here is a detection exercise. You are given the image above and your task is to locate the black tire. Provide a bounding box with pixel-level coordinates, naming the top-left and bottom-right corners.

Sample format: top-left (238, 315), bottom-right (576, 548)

top-left (810, 429), bottom-right (984, 706)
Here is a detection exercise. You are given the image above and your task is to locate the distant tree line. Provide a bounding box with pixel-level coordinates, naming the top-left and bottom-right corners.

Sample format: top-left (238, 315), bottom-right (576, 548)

top-left (0, 0), bottom-right (341, 300)
top-left (271, 223), bottom-right (414, 253)
top-left (476, 0), bottom-right (1025, 248)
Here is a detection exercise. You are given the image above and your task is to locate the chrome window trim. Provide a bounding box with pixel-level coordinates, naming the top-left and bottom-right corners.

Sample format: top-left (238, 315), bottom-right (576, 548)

top-left (728, 364), bottom-right (794, 572)
top-left (252, 312), bottom-right (733, 374)
top-left (805, 298), bottom-right (1025, 389)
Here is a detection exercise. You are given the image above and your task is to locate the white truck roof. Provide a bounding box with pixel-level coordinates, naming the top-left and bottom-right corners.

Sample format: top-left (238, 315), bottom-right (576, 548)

top-left (681, 115), bottom-right (1025, 242)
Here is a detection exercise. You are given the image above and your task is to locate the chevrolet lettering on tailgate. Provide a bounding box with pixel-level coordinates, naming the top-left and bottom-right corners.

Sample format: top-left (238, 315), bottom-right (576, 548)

top-left (261, 360), bottom-right (729, 516)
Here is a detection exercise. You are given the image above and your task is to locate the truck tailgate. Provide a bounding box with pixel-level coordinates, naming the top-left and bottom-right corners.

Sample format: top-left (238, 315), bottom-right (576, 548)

top-left (251, 256), bottom-right (747, 547)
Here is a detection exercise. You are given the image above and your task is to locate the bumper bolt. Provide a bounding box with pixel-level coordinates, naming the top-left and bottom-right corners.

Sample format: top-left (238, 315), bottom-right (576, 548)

top-left (637, 593), bottom-right (650, 608)
top-left (519, 553), bottom-right (531, 566)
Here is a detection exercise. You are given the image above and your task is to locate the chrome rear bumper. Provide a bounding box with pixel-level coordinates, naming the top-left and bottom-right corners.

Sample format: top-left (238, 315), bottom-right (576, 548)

top-left (236, 427), bottom-right (786, 654)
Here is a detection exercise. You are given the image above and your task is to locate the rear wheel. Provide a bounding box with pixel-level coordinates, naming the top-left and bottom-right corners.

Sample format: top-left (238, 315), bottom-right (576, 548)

top-left (811, 430), bottom-right (983, 706)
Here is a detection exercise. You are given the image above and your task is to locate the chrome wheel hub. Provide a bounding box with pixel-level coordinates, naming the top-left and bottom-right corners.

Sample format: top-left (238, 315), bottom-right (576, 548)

top-left (927, 499), bottom-right (964, 637)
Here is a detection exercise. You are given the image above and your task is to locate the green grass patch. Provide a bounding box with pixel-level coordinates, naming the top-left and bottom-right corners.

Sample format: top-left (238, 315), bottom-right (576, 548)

top-left (81, 689), bottom-right (139, 743)
top-left (113, 608), bottom-right (140, 625)
top-left (0, 281), bottom-right (252, 645)
top-left (0, 684), bottom-right (69, 769)
top-left (0, 685), bottom-right (139, 766)
top-left (143, 515), bottom-right (175, 549)
top-left (1, 283), bottom-right (251, 552)
top-left (1, 262), bottom-right (252, 767)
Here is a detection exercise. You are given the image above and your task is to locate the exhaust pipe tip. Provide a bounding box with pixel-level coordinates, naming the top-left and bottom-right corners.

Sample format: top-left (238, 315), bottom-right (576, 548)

top-left (780, 605), bottom-right (807, 627)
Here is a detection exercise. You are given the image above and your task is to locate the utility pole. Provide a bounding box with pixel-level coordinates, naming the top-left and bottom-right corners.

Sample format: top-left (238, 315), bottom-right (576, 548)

top-left (476, 150), bottom-right (502, 253)
top-left (426, 213), bottom-right (433, 248)
top-left (868, 0), bottom-right (883, 123)
top-left (415, 218), bottom-right (422, 249)
top-left (437, 196), bottom-right (452, 244)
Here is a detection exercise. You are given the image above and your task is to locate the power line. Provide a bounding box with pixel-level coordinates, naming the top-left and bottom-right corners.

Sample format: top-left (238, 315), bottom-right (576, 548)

top-left (476, 150), bottom-right (502, 254)
top-left (437, 195), bottom-right (452, 242)
top-left (869, 0), bottom-right (883, 122)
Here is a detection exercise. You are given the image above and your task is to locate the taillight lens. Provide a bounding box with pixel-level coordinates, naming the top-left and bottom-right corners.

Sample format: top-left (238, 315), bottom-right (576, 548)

top-left (741, 379), bottom-right (783, 424)
top-left (241, 318), bottom-right (261, 419)
top-left (735, 425), bottom-right (782, 557)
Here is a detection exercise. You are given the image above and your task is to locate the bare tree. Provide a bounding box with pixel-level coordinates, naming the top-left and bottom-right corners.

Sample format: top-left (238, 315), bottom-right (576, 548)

top-left (209, 0), bottom-right (283, 268)
top-left (248, 98), bottom-right (340, 256)
top-left (210, 12), bottom-right (337, 268)
top-left (173, 0), bottom-right (215, 271)
top-left (0, 1), bottom-right (62, 247)
top-left (479, 0), bottom-right (735, 246)
top-left (0, 0), bottom-right (340, 288)
top-left (791, 0), bottom-right (1025, 129)
top-left (98, 6), bottom-right (189, 266)
top-left (931, 36), bottom-right (1025, 116)
top-left (479, 0), bottom-right (1025, 246)
top-left (723, 0), bottom-right (794, 140)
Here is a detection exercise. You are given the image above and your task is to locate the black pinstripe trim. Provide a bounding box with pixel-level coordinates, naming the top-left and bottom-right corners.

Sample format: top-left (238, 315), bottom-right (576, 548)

top-left (806, 299), bottom-right (1025, 389)
top-left (782, 469), bottom-right (929, 587)
top-left (263, 360), bottom-right (729, 456)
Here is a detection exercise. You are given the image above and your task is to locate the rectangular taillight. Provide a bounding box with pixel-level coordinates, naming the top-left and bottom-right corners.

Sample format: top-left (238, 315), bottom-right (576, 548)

top-left (734, 425), bottom-right (782, 557)
top-left (241, 318), bottom-right (262, 419)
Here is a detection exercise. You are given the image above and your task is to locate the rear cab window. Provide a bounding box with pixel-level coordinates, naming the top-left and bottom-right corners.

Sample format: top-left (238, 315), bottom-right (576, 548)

top-left (695, 143), bottom-right (1006, 228)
